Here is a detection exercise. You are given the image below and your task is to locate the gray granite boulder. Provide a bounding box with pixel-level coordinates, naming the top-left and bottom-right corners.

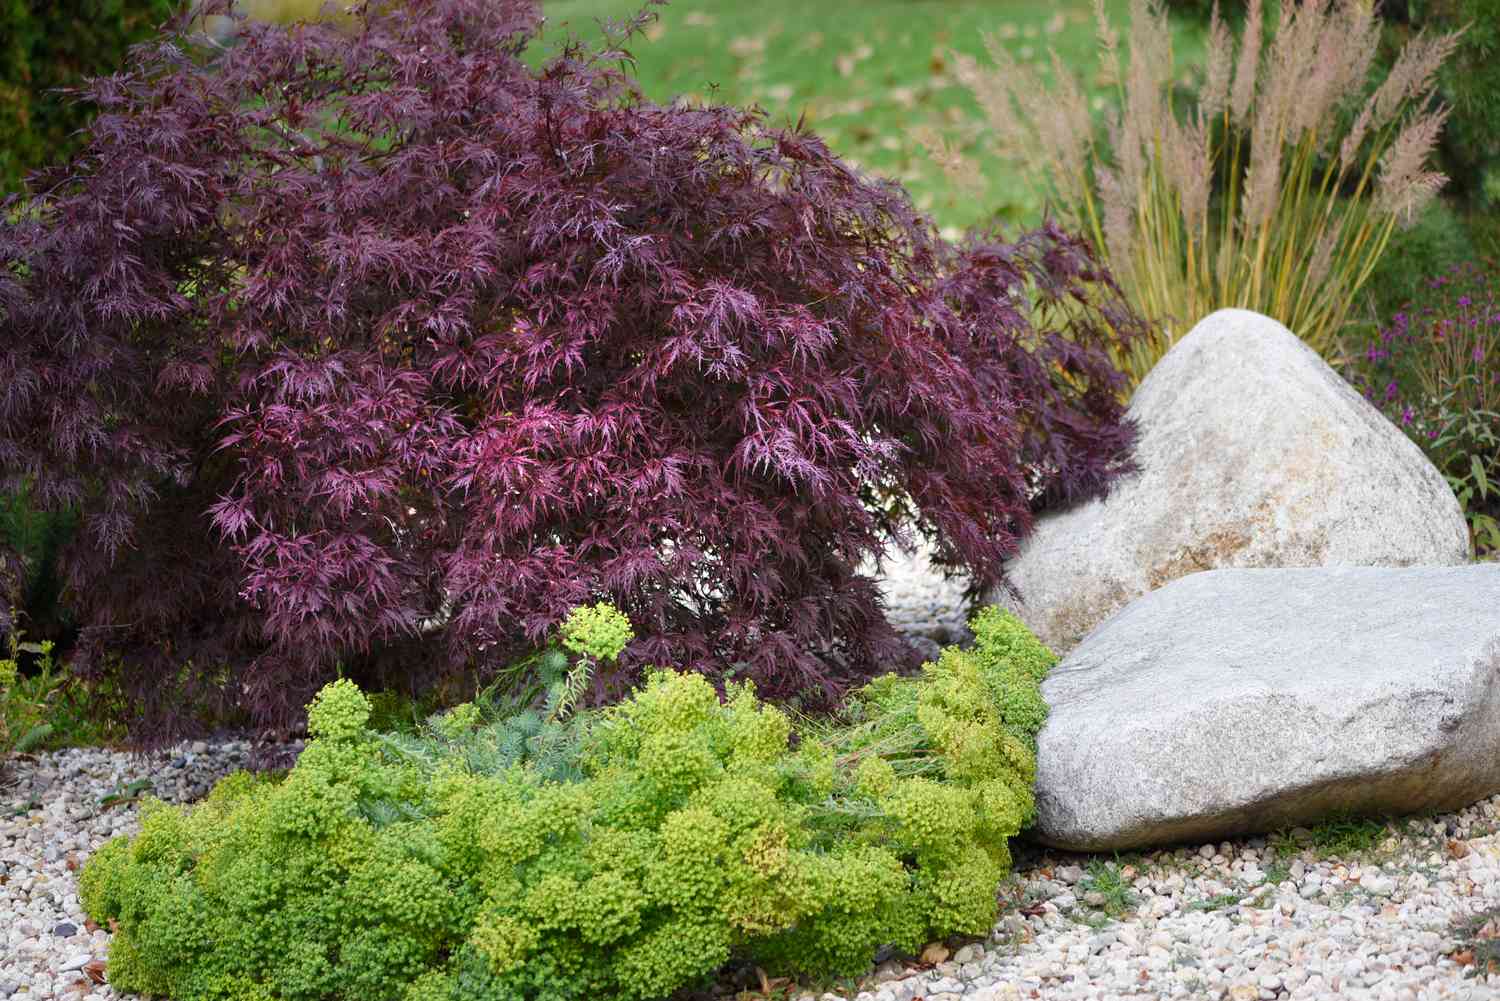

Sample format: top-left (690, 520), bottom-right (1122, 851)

top-left (1002, 308), bottom-right (1470, 655)
top-left (1032, 564), bottom-right (1500, 852)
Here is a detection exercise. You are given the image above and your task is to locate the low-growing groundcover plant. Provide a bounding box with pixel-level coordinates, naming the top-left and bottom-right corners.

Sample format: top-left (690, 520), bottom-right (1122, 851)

top-left (951, 0), bottom-right (1459, 380)
top-left (0, 0), bottom-right (1146, 742)
top-left (80, 606), bottom-right (1055, 1001)
top-left (1344, 261), bottom-right (1500, 557)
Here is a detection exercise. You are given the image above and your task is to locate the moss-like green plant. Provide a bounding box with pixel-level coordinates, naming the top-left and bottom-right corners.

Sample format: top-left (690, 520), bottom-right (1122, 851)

top-left (1082, 858), bottom-right (1138, 911)
top-left (80, 606), bottom-right (1052, 1001)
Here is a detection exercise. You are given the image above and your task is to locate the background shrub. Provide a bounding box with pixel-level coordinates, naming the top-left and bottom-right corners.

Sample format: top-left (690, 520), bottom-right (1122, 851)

top-left (1389, 0), bottom-right (1500, 219)
top-left (0, 0), bottom-right (1144, 742)
top-left (1341, 261), bottom-right (1499, 557)
top-left (0, 0), bottom-right (178, 193)
top-left (1361, 197), bottom-right (1476, 325)
top-left (80, 607), bottom-right (1052, 1001)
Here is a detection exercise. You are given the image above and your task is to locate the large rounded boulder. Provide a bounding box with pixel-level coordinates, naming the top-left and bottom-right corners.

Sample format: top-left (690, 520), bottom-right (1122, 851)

top-left (1032, 564), bottom-right (1500, 851)
top-left (1000, 308), bottom-right (1470, 654)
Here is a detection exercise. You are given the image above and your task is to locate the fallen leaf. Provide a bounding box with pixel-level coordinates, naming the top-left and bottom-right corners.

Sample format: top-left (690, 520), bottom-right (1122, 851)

top-left (84, 960), bottom-right (107, 985)
top-left (1454, 948), bottom-right (1476, 966)
top-left (729, 34), bottom-right (767, 58)
top-left (1448, 839), bottom-right (1471, 859)
top-left (83, 919), bottom-right (99, 933)
top-left (920, 942), bottom-right (949, 964)
top-left (793, 31), bottom-right (823, 53)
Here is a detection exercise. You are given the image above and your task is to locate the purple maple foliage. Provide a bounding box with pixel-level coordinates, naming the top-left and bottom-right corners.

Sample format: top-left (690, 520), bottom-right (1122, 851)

top-left (0, 0), bottom-right (1146, 742)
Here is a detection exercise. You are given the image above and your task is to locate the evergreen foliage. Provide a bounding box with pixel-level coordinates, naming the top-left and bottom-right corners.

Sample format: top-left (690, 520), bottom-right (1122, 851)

top-left (1391, 0), bottom-right (1500, 214)
top-left (0, 0), bottom-right (1143, 742)
top-left (80, 606), bottom-right (1053, 1001)
top-left (0, 0), bottom-right (178, 192)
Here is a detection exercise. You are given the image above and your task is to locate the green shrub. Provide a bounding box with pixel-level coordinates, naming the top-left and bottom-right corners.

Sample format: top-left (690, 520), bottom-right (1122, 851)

top-left (0, 0), bottom-right (178, 192)
top-left (1361, 198), bottom-right (1476, 325)
top-left (1393, 0), bottom-right (1500, 214)
top-left (0, 631), bottom-right (55, 759)
top-left (0, 628), bottom-right (126, 765)
top-left (80, 607), bottom-right (1051, 1001)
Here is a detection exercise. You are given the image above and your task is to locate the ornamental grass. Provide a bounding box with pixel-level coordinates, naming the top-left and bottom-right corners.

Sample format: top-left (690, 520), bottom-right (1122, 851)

top-left (952, 0), bottom-right (1461, 381)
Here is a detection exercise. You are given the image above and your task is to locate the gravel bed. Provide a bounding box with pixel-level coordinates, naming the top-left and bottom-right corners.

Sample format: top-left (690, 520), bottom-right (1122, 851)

top-left (802, 796), bottom-right (1500, 1001)
top-left (1, 741), bottom-right (266, 1001)
top-left (7, 742), bottom-right (1500, 1001)
top-left (873, 544), bottom-right (978, 659)
top-left (5, 556), bottom-right (1499, 1000)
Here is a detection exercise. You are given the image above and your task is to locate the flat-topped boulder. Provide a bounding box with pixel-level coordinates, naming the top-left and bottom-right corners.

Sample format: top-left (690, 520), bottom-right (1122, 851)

top-left (1000, 308), bottom-right (1471, 655)
top-left (1032, 563), bottom-right (1500, 852)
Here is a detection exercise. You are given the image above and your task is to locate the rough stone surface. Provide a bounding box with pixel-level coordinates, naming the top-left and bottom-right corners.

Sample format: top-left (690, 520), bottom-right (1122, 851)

top-left (1033, 564), bottom-right (1500, 852)
top-left (999, 308), bottom-right (1471, 655)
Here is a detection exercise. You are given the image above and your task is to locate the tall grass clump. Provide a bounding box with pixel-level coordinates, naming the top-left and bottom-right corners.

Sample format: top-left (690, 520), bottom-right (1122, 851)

top-left (953, 0), bottom-right (1461, 380)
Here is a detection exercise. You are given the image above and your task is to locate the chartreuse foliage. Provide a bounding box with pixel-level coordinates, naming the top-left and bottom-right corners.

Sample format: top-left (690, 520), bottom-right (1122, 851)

top-left (80, 607), bottom-right (1051, 1001)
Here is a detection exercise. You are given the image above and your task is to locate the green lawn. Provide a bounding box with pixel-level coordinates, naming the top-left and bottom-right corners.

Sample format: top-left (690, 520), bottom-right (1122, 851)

top-left (541, 0), bottom-right (1208, 232)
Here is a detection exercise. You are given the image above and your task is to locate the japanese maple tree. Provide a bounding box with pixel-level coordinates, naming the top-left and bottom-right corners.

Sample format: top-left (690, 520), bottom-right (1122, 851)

top-left (0, 0), bottom-right (1145, 741)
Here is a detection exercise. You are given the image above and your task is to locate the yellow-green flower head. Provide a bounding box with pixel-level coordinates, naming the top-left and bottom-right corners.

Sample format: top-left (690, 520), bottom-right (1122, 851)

top-left (305, 679), bottom-right (371, 742)
top-left (560, 603), bottom-right (635, 663)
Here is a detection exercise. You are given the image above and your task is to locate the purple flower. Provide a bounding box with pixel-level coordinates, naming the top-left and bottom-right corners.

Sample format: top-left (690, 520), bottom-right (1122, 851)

top-left (1385, 381), bottom-right (1399, 402)
top-left (1402, 406), bottom-right (1414, 425)
top-left (1458, 295), bottom-right (1472, 307)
